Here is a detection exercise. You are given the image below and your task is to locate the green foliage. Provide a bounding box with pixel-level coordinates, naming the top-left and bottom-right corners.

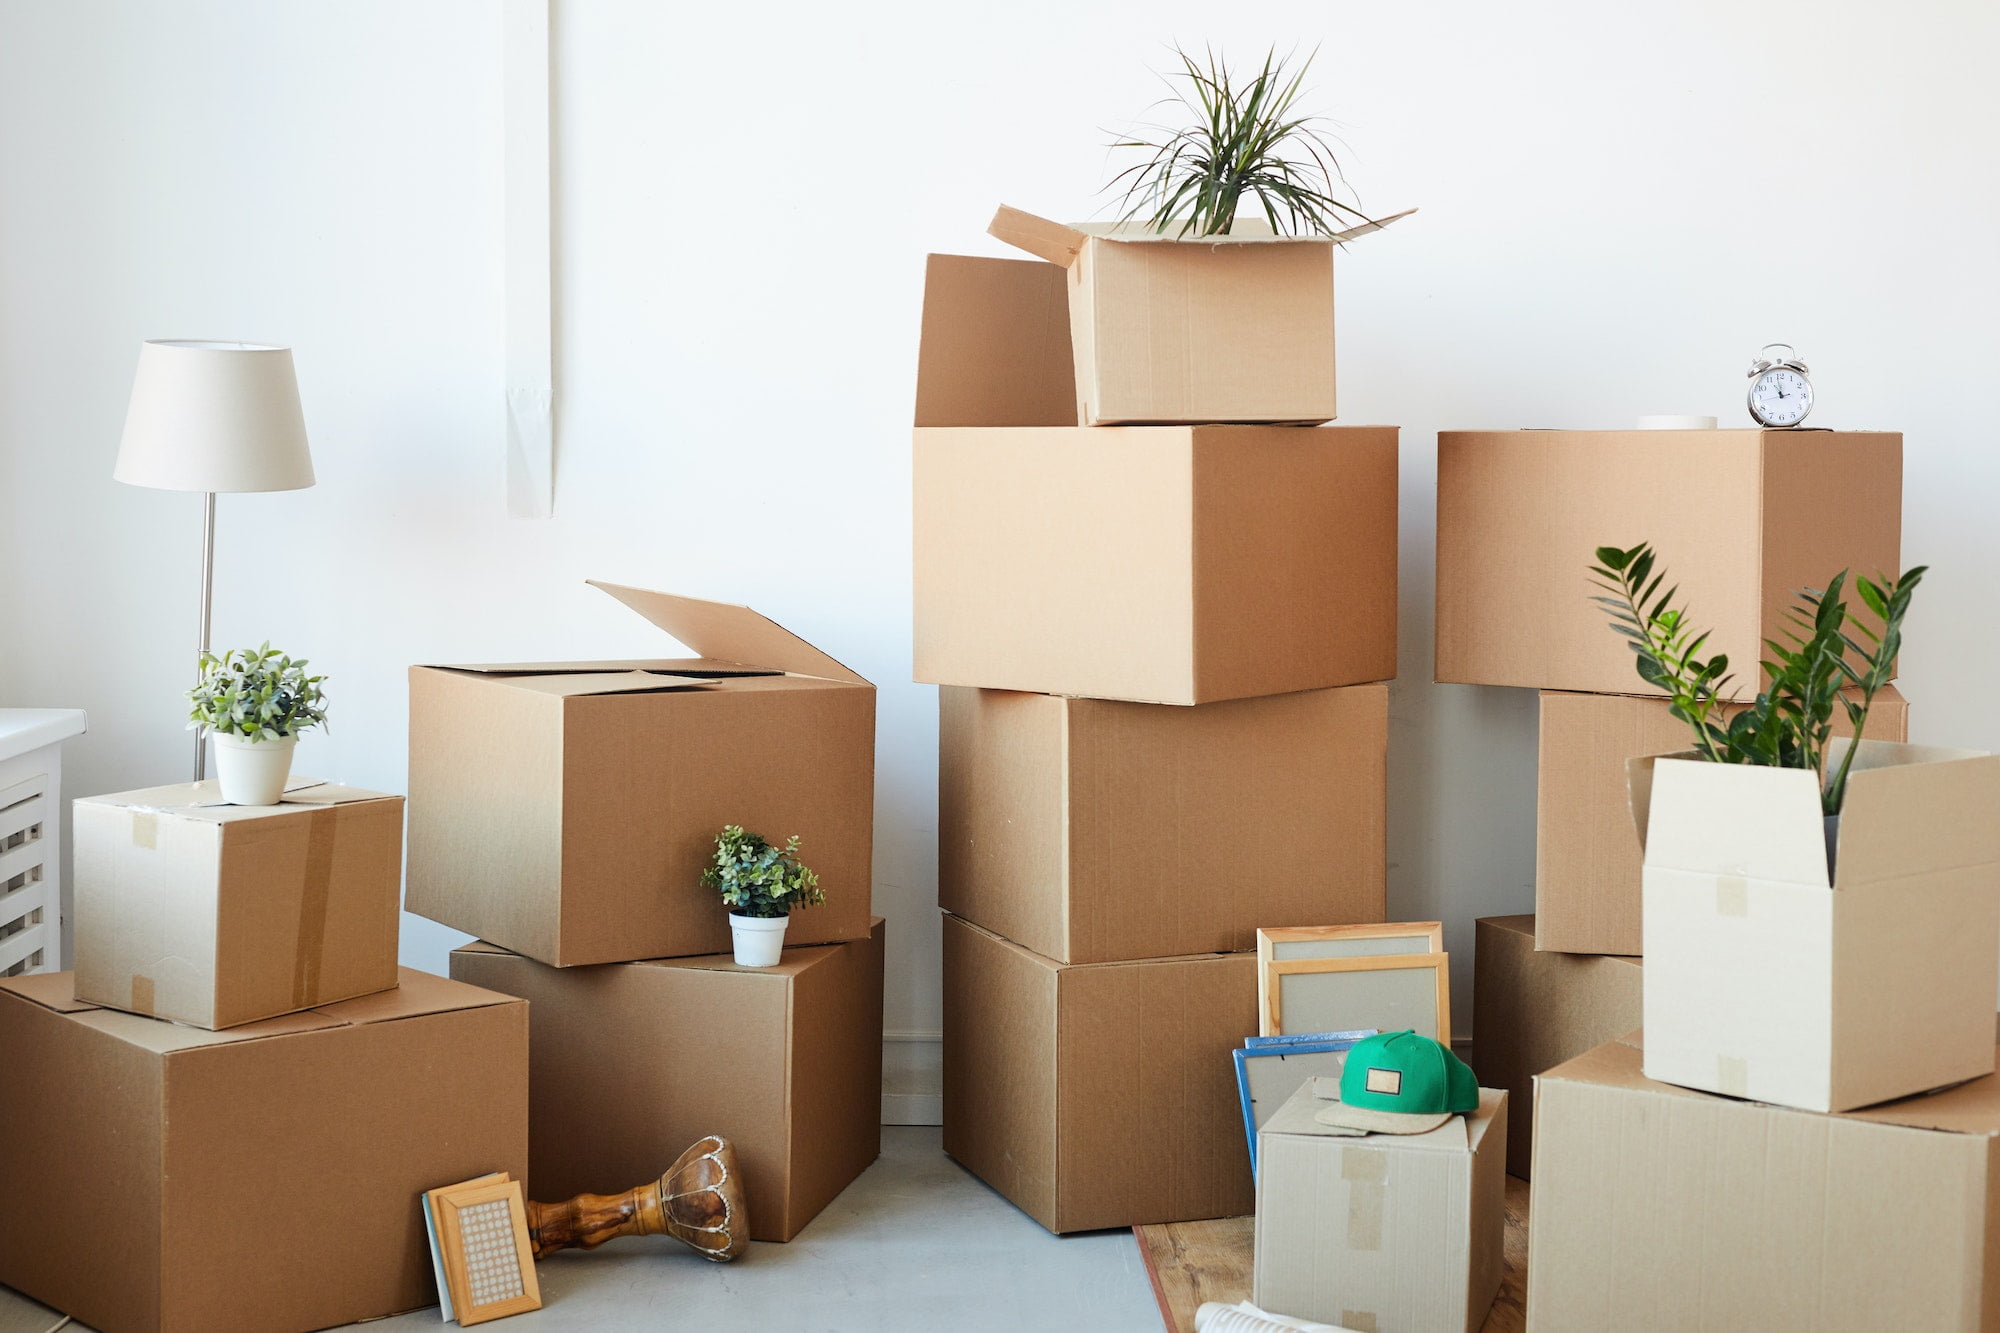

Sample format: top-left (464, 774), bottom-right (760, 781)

top-left (1107, 45), bottom-right (1376, 239)
top-left (1590, 544), bottom-right (1925, 814)
top-left (186, 643), bottom-right (328, 742)
top-left (701, 825), bottom-right (824, 920)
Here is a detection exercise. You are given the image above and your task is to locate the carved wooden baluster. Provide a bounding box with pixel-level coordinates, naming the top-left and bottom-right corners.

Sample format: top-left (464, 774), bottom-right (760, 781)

top-left (526, 1134), bottom-right (749, 1262)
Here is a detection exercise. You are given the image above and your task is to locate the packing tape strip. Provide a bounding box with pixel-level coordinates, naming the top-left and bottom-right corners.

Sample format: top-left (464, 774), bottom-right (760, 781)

top-left (1342, 1315), bottom-right (1379, 1333)
top-left (1342, 1148), bottom-right (1386, 1252)
top-left (130, 811), bottom-right (158, 850)
top-left (1714, 876), bottom-right (1749, 917)
top-left (293, 807), bottom-right (340, 1008)
top-left (1717, 1055), bottom-right (1749, 1098)
top-left (130, 974), bottom-right (155, 1016)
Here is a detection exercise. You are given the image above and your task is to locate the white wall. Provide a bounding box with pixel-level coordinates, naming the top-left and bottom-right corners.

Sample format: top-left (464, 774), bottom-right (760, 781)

top-left (5, 1), bottom-right (1999, 1117)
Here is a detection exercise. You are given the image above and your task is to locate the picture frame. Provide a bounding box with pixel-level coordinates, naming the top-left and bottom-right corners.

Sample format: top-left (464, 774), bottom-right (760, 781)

top-left (1234, 1028), bottom-right (1375, 1175)
top-left (1256, 923), bottom-right (1446, 1038)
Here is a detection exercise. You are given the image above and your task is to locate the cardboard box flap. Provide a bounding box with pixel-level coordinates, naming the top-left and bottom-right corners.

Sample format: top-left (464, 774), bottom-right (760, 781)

top-left (434, 670), bottom-right (727, 699)
top-left (77, 998), bottom-right (346, 1053)
top-left (430, 659), bottom-right (767, 677)
top-left (914, 254), bottom-right (1075, 429)
top-left (74, 778), bottom-right (399, 821)
top-left (586, 581), bottom-right (870, 686)
top-left (1259, 1078), bottom-right (1478, 1153)
top-left (310, 967), bottom-right (520, 1025)
top-left (0, 971), bottom-right (100, 1014)
top-left (1832, 740), bottom-right (2000, 886)
top-left (991, 204), bottom-right (1415, 258)
top-left (1628, 753), bottom-right (1830, 886)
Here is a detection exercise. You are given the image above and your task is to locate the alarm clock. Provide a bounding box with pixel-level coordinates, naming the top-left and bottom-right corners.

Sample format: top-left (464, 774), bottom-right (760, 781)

top-left (1747, 343), bottom-right (1813, 427)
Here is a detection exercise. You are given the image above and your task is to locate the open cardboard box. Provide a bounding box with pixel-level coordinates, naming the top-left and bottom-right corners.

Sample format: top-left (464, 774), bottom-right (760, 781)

top-left (407, 583), bottom-right (875, 966)
top-left (913, 253), bottom-right (1398, 705)
top-left (1470, 914), bottom-right (1641, 1180)
top-left (941, 913), bottom-right (1256, 1233)
top-left (71, 778), bottom-right (403, 1029)
top-left (984, 204), bottom-right (1410, 426)
top-left (1536, 686), bottom-right (1908, 956)
top-left (1531, 1033), bottom-right (2000, 1331)
top-left (1254, 1080), bottom-right (1506, 1333)
top-left (0, 968), bottom-right (527, 1333)
top-left (1434, 428), bottom-right (1901, 696)
top-left (1630, 737), bottom-right (2000, 1112)
top-left (940, 682), bottom-right (1386, 963)
top-left (450, 920), bottom-right (884, 1243)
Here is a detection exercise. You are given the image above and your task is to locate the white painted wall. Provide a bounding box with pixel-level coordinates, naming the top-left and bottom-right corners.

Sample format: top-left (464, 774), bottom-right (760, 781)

top-left (5, 1), bottom-right (1998, 1119)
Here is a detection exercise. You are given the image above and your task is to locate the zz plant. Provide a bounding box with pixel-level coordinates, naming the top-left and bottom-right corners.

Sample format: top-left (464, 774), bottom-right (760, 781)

top-left (1590, 543), bottom-right (1923, 814)
top-left (702, 826), bottom-right (824, 919)
top-left (1107, 45), bottom-right (1377, 238)
top-left (187, 643), bottom-right (328, 742)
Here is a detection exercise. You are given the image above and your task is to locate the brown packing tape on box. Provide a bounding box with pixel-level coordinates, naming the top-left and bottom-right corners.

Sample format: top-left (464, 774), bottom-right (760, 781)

top-left (1341, 1149), bottom-right (1386, 1251)
top-left (295, 806), bottom-right (339, 1009)
top-left (1343, 1316), bottom-right (1379, 1333)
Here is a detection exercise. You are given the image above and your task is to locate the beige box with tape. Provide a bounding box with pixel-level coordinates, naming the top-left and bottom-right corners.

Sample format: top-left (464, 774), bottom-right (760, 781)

top-left (72, 779), bottom-right (403, 1029)
top-left (1633, 739), bottom-right (2000, 1113)
top-left (1253, 1080), bottom-right (1506, 1332)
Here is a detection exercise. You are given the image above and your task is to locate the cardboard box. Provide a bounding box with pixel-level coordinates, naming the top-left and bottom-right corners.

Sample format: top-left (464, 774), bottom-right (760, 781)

top-left (1531, 1035), bottom-right (2000, 1332)
top-left (1535, 686), bottom-right (1908, 956)
top-left (1434, 429), bottom-right (1901, 695)
top-left (71, 779), bottom-right (403, 1028)
top-left (981, 205), bottom-right (1405, 426)
top-left (449, 920), bottom-right (884, 1243)
top-left (1254, 1081), bottom-right (1506, 1332)
top-left (941, 913), bottom-right (1256, 1232)
top-left (407, 582), bottom-right (875, 966)
top-left (1469, 914), bottom-right (1640, 1179)
top-left (940, 682), bottom-right (1387, 963)
top-left (0, 967), bottom-right (527, 1333)
top-left (1632, 738), bottom-right (2000, 1112)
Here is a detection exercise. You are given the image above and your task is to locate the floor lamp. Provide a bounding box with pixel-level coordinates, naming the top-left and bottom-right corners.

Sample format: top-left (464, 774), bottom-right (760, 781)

top-left (113, 340), bottom-right (316, 781)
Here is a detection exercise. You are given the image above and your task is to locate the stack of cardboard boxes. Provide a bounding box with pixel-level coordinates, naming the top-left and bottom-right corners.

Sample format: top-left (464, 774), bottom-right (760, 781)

top-left (407, 582), bottom-right (886, 1243)
top-left (916, 209), bottom-right (1399, 1232)
top-left (0, 779), bottom-right (530, 1332)
top-left (1438, 426), bottom-right (1909, 1180)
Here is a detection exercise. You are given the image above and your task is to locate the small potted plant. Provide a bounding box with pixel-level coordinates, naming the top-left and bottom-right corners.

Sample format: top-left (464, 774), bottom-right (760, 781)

top-left (186, 644), bottom-right (328, 805)
top-left (702, 825), bottom-right (824, 967)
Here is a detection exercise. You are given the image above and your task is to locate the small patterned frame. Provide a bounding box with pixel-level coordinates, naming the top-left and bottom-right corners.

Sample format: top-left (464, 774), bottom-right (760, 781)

top-left (433, 1177), bottom-right (542, 1325)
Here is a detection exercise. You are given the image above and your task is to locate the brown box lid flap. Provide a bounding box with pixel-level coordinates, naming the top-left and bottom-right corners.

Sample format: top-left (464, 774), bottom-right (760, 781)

top-left (310, 967), bottom-right (523, 1024)
top-left (74, 779), bottom-right (400, 823)
top-left (586, 581), bottom-right (869, 685)
top-left (0, 971), bottom-right (101, 1014)
top-left (988, 204), bottom-right (1413, 263)
top-left (425, 668), bottom-right (727, 698)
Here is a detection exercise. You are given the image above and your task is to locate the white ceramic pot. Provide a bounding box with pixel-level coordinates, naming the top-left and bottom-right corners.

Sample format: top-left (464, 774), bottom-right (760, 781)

top-left (728, 912), bottom-right (789, 967)
top-left (212, 732), bottom-right (297, 805)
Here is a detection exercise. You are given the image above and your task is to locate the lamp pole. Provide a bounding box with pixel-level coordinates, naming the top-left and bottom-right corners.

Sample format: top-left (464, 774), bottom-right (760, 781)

top-left (194, 491), bottom-right (216, 781)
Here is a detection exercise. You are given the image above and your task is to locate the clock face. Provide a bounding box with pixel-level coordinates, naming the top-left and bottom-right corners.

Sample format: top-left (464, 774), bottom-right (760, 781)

top-left (1750, 368), bottom-right (1813, 426)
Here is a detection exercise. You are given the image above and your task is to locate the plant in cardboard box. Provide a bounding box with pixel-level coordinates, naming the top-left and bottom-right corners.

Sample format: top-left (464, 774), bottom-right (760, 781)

top-left (1107, 45), bottom-right (1377, 238)
top-left (703, 825), bottom-right (824, 966)
top-left (1590, 542), bottom-right (1922, 824)
top-left (186, 643), bottom-right (328, 805)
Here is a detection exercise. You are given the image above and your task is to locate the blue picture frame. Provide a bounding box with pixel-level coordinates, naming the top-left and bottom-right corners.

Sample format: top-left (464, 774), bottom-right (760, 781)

top-left (1235, 1028), bottom-right (1376, 1177)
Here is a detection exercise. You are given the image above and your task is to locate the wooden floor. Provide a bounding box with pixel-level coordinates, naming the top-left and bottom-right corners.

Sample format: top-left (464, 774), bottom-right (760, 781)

top-left (1135, 1174), bottom-right (1528, 1333)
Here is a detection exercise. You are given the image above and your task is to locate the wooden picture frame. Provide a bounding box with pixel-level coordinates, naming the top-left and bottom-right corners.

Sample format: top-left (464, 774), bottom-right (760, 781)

top-left (429, 1177), bottom-right (542, 1325)
top-left (1256, 923), bottom-right (1444, 1035)
top-left (1261, 951), bottom-right (1451, 1044)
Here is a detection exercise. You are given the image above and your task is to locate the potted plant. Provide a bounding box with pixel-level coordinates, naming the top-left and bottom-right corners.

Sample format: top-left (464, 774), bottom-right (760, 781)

top-left (186, 644), bottom-right (328, 805)
top-left (702, 825), bottom-right (824, 967)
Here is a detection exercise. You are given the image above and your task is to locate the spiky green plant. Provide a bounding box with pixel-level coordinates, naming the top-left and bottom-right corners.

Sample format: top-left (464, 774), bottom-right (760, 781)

top-left (1107, 45), bottom-right (1376, 238)
top-left (1589, 543), bottom-right (1924, 814)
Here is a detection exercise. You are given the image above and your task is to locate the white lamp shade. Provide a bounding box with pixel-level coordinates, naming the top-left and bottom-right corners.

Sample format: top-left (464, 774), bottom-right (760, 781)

top-left (114, 340), bottom-right (315, 493)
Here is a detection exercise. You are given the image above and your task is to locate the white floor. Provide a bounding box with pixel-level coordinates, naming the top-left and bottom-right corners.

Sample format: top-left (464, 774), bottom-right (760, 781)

top-left (0, 1128), bottom-right (1166, 1332)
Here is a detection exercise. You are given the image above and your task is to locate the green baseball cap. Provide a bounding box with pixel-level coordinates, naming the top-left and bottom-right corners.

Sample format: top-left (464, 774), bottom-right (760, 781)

top-left (1314, 1030), bottom-right (1480, 1136)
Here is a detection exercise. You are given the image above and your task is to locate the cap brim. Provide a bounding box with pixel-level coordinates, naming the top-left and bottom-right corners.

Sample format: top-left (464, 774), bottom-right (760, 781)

top-left (1313, 1104), bottom-right (1453, 1136)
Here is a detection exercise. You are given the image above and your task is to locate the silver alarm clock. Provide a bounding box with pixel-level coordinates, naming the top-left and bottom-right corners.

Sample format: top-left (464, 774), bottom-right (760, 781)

top-left (1747, 343), bottom-right (1813, 427)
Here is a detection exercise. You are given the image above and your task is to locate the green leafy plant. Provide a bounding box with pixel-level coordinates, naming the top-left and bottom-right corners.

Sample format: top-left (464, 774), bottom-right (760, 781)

top-left (1107, 45), bottom-right (1376, 238)
top-left (701, 825), bottom-right (824, 919)
top-left (186, 643), bottom-right (328, 742)
top-left (1589, 543), bottom-right (1924, 813)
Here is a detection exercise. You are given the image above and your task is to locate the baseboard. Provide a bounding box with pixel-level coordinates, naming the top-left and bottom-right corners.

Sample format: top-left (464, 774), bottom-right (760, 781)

top-left (883, 1029), bottom-right (942, 1127)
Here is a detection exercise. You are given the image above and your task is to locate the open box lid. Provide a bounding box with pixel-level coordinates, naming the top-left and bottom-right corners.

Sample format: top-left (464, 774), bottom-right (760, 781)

top-left (987, 203), bottom-right (1415, 267)
top-left (0, 968), bottom-right (519, 1053)
top-left (1259, 1077), bottom-right (1489, 1153)
top-left (1563, 1033), bottom-right (2000, 1137)
top-left (584, 582), bottom-right (869, 686)
top-left (1626, 739), bottom-right (2000, 889)
top-left (73, 778), bottom-right (400, 823)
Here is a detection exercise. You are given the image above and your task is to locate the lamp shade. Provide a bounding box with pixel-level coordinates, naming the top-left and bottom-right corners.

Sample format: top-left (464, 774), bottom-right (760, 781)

top-left (114, 340), bottom-right (315, 493)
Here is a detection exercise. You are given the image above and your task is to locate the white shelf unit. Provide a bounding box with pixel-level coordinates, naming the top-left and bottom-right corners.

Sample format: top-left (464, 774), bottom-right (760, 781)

top-left (0, 709), bottom-right (87, 976)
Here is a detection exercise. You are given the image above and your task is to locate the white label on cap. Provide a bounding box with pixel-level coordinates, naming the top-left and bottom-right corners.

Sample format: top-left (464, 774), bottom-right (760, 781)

top-left (1364, 1067), bottom-right (1402, 1096)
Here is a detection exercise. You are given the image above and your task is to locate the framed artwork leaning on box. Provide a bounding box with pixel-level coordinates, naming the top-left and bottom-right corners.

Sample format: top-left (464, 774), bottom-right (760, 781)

top-left (1256, 924), bottom-right (1450, 1041)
